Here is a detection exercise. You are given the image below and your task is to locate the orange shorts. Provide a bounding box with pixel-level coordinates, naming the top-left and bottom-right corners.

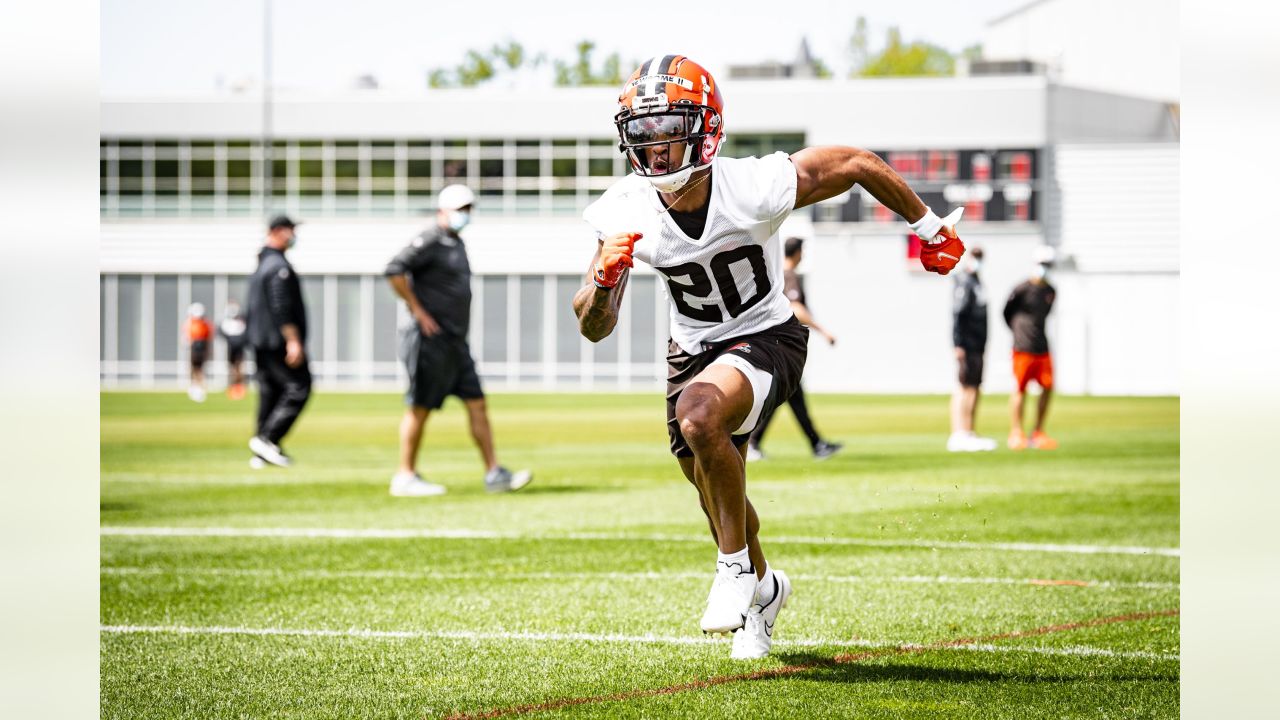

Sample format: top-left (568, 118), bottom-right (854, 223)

top-left (1012, 351), bottom-right (1053, 392)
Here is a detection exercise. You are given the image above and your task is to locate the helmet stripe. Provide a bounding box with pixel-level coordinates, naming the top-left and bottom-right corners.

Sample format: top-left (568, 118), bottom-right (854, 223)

top-left (653, 54), bottom-right (677, 96)
top-left (634, 56), bottom-right (659, 98)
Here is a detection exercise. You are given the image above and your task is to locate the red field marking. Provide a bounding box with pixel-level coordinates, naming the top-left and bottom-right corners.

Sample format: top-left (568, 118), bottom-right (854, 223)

top-left (440, 609), bottom-right (1178, 720)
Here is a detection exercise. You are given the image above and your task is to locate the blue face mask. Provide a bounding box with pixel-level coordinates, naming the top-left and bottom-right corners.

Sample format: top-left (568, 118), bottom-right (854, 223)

top-left (446, 210), bottom-right (470, 232)
top-left (286, 233), bottom-right (297, 249)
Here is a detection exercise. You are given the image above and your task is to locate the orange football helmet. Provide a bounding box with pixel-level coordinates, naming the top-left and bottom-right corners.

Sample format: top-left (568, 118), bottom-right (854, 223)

top-left (615, 55), bottom-right (725, 192)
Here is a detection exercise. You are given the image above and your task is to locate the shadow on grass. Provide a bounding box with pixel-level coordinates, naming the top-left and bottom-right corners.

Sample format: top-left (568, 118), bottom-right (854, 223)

top-left (771, 651), bottom-right (1177, 684)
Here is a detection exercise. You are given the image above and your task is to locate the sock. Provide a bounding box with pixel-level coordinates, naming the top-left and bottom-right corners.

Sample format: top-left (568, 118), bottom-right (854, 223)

top-left (754, 565), bottom-right (777, 607)
top-left (716, 546), bottom-right (752, 577)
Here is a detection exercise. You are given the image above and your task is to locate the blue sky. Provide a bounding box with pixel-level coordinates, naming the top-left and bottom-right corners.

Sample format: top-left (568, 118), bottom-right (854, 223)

top-left (101, 0), bottom-right (1030, 96)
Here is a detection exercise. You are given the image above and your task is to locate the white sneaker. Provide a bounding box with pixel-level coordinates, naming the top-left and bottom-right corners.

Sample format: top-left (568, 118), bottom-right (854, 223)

top-left (249, 455), bottom-right (267, 470)
top-left (700, 560), bottom-right (758, 635)
top-left (390, 471), bottom-right (447, 497)
top-left (248, 436), bottom-right (291, 467)
top-left (731, 569), bottom-right (792, 660)
top-left (188, 386), bottom-right (206, 403)
top-left (947, 432), bottom-right (997, 452)
top-left (745, 446), bottom-right (765, 463)
top-left (484, 466), bottom-right (533, 493)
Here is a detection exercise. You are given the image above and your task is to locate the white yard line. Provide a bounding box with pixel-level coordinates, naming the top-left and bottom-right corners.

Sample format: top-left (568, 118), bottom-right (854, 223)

top-left (99, 565), bottom-right (1179, 590)
top-left (99, 623), bottom-right (1179, 662)
top-left (100, 526), bottom-right (1181, 557)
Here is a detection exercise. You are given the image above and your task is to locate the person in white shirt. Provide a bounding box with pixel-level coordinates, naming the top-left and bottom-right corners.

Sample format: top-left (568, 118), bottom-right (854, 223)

top-left (573, 54), bottom-right (967, 660)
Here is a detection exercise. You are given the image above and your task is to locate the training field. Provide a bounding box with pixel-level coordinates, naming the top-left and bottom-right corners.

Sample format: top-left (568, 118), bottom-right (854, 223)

top-left (101, 391), bottom-right (1179, 719)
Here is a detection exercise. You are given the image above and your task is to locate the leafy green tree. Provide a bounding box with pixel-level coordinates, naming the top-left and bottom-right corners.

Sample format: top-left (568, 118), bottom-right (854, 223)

top-left (553, 41), bottom-right (624, 87)
top-left (849, 20), bottom-right (957, 78)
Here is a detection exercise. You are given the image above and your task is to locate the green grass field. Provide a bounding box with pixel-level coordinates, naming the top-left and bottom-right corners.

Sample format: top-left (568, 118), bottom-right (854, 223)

top-left (101, 391), bottom-right (1179, 719)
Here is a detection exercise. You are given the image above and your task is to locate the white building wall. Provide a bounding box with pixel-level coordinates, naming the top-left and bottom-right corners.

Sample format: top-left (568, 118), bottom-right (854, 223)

top-left (983, 0), bottom-right (1180, 103)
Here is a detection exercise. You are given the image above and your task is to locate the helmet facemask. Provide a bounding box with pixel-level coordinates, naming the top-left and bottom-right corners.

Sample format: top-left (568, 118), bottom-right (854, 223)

top-left (616, 105), bottom-right (721, 193)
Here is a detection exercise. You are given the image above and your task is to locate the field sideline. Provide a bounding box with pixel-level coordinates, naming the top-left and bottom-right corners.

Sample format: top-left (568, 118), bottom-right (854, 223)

top-left (101, 391), bottom-right (1179, 719)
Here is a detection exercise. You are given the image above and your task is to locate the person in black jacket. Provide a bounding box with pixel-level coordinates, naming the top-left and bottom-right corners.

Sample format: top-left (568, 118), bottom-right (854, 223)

top-left (948, 247), bottom-right (997, 452)
top-left (245, 215), bottom-right (311, 468)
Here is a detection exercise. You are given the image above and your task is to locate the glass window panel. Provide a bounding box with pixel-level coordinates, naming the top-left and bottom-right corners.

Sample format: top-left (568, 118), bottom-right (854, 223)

top-left (482, 276), bottom-right (507, 363)
top-left (337, 276), bottom-right (362, 362)
top-left (302, 275), bottom-right (325, 360)
top-left (118, 159), bottom-right (143, 195)
top-left (190, 275), bottom-right (216, 332)
top-left (442, 159), bottom-right (468, 181)
top-left (154, 275), bottom-right (179, 361)
top-left (335, 159), bottom-right (359, 196)
top-left (117, 275), bottom-right (142, 361)
top-left (518, 276), bottom-right (543, 363)
top-left (373, 277), bottom-right (399, 363)
top-left (592, 323), bottom-right (618, 363)
top-left (589, 158), bottom-right (615, 176)
top-left (555, 276), bottom-right (582, 363)
top-left (516, 158), bottom-right (539, 177)
top-left (628, 275), bottom-right (656, 363)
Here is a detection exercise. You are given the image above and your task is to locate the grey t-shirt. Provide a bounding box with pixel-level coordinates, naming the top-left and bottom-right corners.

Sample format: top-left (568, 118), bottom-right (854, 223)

top-left (384, 226), bottom-right (473, 338)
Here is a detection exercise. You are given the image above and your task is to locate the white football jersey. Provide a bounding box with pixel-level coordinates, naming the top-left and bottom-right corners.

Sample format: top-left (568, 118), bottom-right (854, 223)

top-left (583, 152), bottom-right (797, 355)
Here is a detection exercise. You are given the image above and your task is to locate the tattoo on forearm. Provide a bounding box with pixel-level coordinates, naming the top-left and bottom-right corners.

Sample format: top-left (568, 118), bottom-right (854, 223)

top-left (574, 283), bottom-right (621, 342)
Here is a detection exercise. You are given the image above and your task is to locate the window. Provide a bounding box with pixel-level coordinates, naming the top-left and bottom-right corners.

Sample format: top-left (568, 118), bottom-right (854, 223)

top-left (998, 151), bottom-right (1032, 180)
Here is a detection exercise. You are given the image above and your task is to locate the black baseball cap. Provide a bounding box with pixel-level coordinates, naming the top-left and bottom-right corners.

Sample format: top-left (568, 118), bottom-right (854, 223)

top-left (268, 215), bottom-right (299, 231)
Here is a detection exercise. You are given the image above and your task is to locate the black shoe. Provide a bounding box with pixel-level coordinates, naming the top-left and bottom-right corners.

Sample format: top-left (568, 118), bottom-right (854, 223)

top-left (812, 440), bottom-right (843, 461)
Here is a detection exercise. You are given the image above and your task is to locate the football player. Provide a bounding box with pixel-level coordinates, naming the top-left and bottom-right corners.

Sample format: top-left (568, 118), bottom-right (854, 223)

top-left (573, 55), bottom-right (965, 660)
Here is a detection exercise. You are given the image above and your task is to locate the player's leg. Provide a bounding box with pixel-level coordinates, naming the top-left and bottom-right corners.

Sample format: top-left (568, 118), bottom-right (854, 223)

top-left (398, 406), bottom-right (430, 474)
top-left (249, 351), bottom-right (291, 466)
top-left (462, 398), bottom-right (498, 471)
top-left (1034, 388), bottom-right (1052, 433)
top-left (261, 360), bottom-right (311, 446)
top-left (391, 332), bottom-right (448, 495)
top-left (674, 363), bottom-right (755, 556)
top-left (1028, 355), bottom-right (1057, 449)
top-left (1009, 352), bottom-right (1030, 449)
top-left (745, 403), bottom-right (776, 461)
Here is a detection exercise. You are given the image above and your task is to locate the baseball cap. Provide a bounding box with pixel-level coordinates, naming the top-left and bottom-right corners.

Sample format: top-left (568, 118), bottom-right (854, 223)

top-left (437, 184), bottom-right (475, 211)
top-left (268, 215), bottom-right (299, 231)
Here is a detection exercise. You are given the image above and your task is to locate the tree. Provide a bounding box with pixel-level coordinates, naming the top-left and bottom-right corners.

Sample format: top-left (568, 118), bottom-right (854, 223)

top-left (849, 21), bottom-right (957, 78)
top-left (553, 41), bottom-right (624, 87)
top-left (427, 40), bottom-right (537, 88)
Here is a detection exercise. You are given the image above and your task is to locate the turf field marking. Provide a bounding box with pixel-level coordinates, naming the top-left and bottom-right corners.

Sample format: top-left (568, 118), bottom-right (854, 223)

top-left (437, 608), bottom-right (1180, 720)
top-left (99, 565), bottom-right (1179, 590)
top-left (100, 526), bottom-right (1180, 557)
top-left (98, 623), bottom-right (1179, 662)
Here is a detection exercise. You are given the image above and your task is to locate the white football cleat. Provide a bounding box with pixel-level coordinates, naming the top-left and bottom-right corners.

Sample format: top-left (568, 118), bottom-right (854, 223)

top-left (484, 466), bottom-right (533, 493)
top-left (947, 432), bottom-right (997, 452)
top-left (188, 385), bottom-right (206, 403)
top-left (248, 436), bottom-right (291, 467)
top-left (731, 569), bottom-right (792, 660)
top-left (390, 471), bottom-right (447, 497)
top-left (700, 560), bottom-right (758, 635)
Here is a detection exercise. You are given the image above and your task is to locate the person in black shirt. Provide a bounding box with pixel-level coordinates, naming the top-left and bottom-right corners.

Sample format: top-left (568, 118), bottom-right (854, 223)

top-left (745, 238), bottom-right (842, 462)
top-left (384, 184), bottom-right (531, 496)
top-left (1003, 246), bottom-right (1058, 450)
top-left (948, 247), bottom-right (997, 452)
top-left (245, 215), bottom-right (311, 468)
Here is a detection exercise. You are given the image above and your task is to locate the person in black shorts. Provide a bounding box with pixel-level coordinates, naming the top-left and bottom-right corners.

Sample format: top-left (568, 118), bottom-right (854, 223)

top-left (745, 237), bottom-right (843, 462)
top-left (245, 215), bottom-right (312, 468)
top-left (948, 246), bottom-right (997, 452)
top-left (573, 55), bottom-right (966, 660)
top-left (384, 184), bottom-right (531, 497)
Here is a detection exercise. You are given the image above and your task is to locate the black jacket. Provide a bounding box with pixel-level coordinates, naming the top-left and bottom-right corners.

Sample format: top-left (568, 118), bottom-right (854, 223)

top-left (246, 246), bottom-right (307, 350)
top-left (952, 270), bottom-right (988, 350)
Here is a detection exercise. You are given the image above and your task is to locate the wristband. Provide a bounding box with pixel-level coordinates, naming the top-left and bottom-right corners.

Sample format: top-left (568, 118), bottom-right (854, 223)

top-left (908, 208), bottom-right (943, 243)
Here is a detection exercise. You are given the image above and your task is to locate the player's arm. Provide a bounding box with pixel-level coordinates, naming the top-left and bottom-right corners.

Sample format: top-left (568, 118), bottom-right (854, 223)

top-left (790, 301), bottom-right (834, 345)
top-left (384, 244), bottom-right (441, 336)
top-left (790, 146), bottom-right (965, 274)
top-left (573, 232), bottom-right (640, 343)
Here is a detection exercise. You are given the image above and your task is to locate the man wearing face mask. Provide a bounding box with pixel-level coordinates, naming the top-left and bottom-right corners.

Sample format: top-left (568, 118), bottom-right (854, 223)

top-left (384, 184), bottom-right (532, 496)
top-left (1003, 245), bottom-right (1058, 450)
top-left (245, 215), bottom-right (311, 468)
top-left (949, 247), bottom-right (997, 452)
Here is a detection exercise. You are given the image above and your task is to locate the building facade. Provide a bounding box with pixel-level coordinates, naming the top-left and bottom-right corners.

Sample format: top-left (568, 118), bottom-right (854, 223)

top-left (100, 75), bottom-right (1179, 395)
